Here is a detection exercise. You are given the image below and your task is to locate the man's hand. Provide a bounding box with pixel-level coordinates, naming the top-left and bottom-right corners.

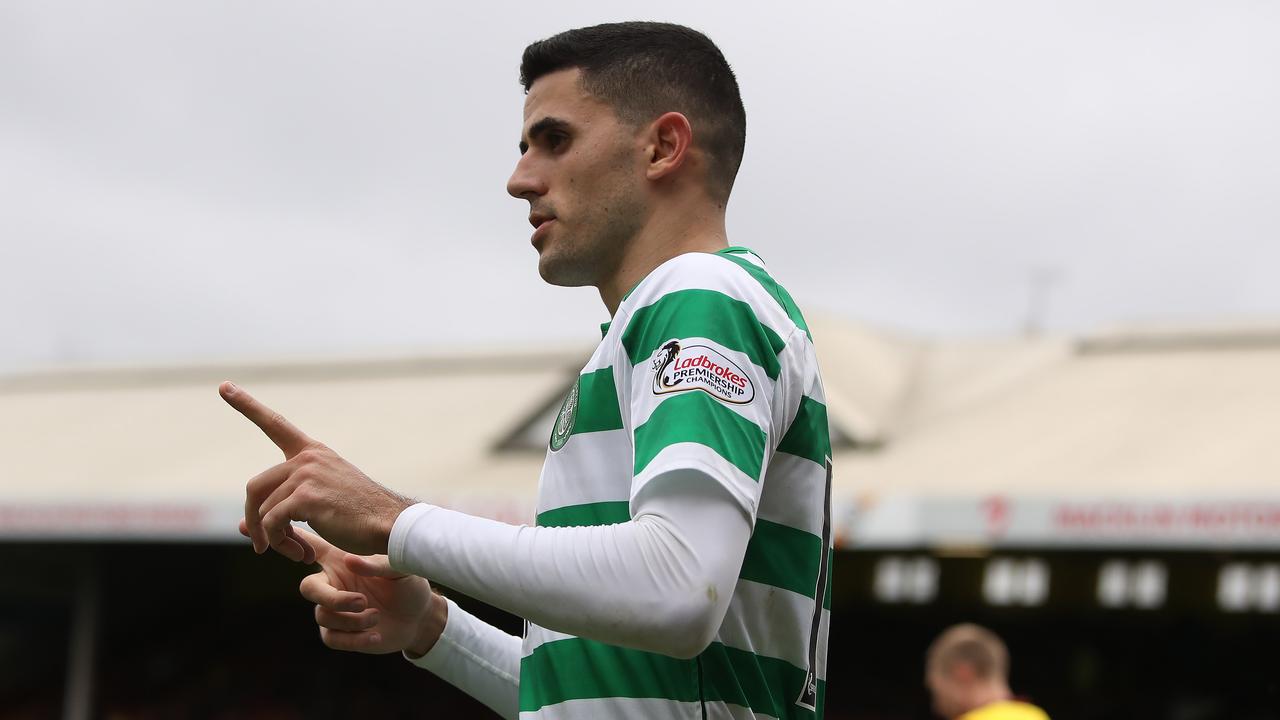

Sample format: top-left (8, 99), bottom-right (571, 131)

top-left (221, 381), bottom-right (415, 557)
top-left (241, 522), bottom-right (445, 656)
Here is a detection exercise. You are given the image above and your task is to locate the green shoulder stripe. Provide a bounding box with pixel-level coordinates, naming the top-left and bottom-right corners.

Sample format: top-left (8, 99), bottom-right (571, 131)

top-left (573, 367), bottom-right (624, 435)
top-left (717, 253), bottom-right (812, 341)
top-left (537, 501), bottom-right (630, 528)
top-left (633, 391), bottom-right (767, 482)
top-left (777, 396), bottom-right (831, 467)
top-left (622, 289), bottom-right (784, 380)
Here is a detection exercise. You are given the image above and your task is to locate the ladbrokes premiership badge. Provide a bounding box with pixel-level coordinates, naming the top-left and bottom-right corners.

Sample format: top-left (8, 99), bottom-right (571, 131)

top-left (651, 339), bottom-right (755, 404)
top-left (549, 378), bottom-right (579, 451)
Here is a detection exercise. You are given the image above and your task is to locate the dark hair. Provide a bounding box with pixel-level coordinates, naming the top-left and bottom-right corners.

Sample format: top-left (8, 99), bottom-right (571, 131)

top-left (519, 22), bottom-right (747, 202)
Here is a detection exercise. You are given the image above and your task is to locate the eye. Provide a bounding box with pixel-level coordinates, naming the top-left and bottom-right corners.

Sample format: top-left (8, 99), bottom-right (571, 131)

top-left (546, 132), bottom-right (569, 151)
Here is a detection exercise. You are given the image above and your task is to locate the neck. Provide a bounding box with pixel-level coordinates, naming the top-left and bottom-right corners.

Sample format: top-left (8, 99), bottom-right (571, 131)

top-left (956, 682), bottom-right (1013, 719)
top-left (597, 201), bottom-right (729, 315)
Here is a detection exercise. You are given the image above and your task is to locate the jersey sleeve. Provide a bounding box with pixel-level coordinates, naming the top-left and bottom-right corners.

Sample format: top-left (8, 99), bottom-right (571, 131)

top-left (403, 596), bottom-right (521, 719)
top-left (618, 253), bottom-right (795, 521)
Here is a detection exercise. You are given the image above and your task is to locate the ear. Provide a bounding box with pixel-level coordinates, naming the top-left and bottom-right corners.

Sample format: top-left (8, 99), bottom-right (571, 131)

top-left (645, 112), bottom-right (693, 182)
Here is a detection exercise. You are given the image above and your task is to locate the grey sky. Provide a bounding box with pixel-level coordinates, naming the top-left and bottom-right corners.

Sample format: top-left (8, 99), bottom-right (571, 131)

top-left (2, 1), bottom-right (1277, 374)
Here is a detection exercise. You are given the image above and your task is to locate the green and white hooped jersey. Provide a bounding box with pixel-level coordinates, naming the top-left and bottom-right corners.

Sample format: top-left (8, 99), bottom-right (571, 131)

top-left (523, 247), bottom-right (832, 719)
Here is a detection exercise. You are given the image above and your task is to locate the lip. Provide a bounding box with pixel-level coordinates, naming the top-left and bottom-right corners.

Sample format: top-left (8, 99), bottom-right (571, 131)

top-left (530, 218), bottom-right (556, 248)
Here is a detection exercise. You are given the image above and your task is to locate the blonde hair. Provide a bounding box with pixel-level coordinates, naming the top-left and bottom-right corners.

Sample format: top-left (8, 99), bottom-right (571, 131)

top-left (926, 623), bottom-right (1010, 681)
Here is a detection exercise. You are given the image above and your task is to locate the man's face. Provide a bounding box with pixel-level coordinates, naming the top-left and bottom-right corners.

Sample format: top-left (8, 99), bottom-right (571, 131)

top-left (507, 68), bottom-right (648, 288)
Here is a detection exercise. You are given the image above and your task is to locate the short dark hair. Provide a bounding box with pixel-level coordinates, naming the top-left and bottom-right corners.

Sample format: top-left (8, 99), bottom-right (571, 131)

top-left (519, 22), bottom-right (747, 202)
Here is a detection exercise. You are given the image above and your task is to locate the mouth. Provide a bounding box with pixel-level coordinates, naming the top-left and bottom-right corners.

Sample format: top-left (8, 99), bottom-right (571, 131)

top-left (529, 214), bottom-right (557, 248)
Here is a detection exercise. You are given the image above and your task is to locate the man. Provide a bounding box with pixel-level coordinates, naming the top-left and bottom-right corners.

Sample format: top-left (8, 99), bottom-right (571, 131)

top-left (925, 624), bottom-right (1050, 720)
top-left (223, 22), bottom-right (831, 719)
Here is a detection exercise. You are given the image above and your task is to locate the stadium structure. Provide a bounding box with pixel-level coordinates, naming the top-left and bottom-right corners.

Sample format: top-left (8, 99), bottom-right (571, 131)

top-left (2, 317), bottom-right (1278, 718)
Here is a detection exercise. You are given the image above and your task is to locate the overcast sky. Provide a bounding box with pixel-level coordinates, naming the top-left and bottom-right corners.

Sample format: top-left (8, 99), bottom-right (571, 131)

top-left (2, 1), bottom-right (1277, 374)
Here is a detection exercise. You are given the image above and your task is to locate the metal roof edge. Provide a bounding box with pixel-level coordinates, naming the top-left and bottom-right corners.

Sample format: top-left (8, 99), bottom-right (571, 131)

top-left (0, 348), bottom-right (590, 394)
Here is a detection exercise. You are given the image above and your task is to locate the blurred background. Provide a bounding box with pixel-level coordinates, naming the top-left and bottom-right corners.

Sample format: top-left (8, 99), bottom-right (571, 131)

top-left (2, 1), bottom-right (1278, 718)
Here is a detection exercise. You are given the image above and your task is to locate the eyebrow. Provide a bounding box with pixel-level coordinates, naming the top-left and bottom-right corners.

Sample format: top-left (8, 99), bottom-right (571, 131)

top-left (519, 116), bottom-right (572, 154)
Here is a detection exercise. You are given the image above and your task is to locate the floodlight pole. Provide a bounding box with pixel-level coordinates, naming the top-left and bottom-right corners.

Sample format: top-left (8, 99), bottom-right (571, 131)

top-left (63, 559), bottom-right (99, 720)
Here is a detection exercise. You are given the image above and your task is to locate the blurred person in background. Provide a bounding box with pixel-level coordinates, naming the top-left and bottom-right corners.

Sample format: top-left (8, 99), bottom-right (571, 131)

top-left (925, 624), bottom-right (1049, 720)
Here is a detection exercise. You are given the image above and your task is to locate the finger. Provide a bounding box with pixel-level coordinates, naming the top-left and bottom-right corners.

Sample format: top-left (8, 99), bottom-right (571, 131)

top-left (291, 525), bottom-right (338, 565)
top-left (244, 462), bottom-right (294, 553)
top-left (257, 470), bottom-right (307, 545)
top-left (242, 515), bottom-right (308, 562)
top-left (266, 534), bottom-right (303, 562)
top-left (262, 496), bottom-right (307, 557)
top-left (345, 554), bottom-right (406, 580)
top-left (300, 572), bottom-right (367, 613)
top-left (240, 517), bottom-right (315, 564)
top-left (220, 381), bottom-right (315, 458)
top-left (319, 627), bottom-right (383, 653)
top-left (286, 525), bottom-right (317, 565)
top-left (315, 606), bottom-right (380, 632)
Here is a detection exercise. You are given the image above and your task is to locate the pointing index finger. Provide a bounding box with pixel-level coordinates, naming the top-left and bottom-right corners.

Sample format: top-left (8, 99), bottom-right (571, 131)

top-left (220, 381), bottom-right (315, 458)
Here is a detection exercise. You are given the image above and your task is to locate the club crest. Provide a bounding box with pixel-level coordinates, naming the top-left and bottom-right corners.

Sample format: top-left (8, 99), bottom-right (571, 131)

top-left (651, 339), bottom-right (755, 404)
top-left (549, 379), bottom-right (579, 451)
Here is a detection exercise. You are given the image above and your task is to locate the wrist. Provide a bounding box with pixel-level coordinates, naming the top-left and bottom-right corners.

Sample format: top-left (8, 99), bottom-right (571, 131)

top-left (375, 492), bottom-right (416, 555)
top-left (405, 590), bottom-right (448, 659)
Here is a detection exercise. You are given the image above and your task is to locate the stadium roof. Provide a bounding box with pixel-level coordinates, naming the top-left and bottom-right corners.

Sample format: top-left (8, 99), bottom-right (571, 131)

top-left (2, 318), bottom-right (1279, 549)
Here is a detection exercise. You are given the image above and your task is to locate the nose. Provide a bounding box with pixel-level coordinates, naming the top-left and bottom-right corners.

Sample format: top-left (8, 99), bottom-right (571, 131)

top-left (506, 153), bottom-right (547, 200)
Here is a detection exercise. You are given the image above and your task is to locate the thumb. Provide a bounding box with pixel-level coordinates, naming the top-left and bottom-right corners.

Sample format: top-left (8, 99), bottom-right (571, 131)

top-left (344, 553), bottom-right (405, 580)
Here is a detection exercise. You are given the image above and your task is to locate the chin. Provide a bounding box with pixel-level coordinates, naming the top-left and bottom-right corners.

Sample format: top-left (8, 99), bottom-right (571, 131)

top-left (536, 251), bottom-right (592, 288)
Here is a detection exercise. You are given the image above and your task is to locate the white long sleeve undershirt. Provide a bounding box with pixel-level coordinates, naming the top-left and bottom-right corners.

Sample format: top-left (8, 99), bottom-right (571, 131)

top-left (391, 469), bottom-right (754, 718)
top-left (404, 597), bottom-right (523, 719)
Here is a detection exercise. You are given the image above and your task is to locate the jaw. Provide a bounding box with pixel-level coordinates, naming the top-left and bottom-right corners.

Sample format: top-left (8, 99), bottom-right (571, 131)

top-left (536, 235), bottom-right (599, 288)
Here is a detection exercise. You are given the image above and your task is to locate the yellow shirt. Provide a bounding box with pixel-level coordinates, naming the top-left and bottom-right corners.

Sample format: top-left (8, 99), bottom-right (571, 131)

top-left (958, 700), bottom-right (1050, 720)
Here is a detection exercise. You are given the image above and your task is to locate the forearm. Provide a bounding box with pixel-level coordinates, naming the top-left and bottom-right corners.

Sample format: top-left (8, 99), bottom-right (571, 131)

top-left (407, 596), bottom-right (521, 720)
top-left (388, 470), bottom-right (750, 659)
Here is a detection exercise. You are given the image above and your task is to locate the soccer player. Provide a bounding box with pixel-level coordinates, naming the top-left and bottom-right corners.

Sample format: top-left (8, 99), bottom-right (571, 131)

top-left (224, 22), bottom-right (832, 719)
top-left (925, 624), bottom-right (1050, 720)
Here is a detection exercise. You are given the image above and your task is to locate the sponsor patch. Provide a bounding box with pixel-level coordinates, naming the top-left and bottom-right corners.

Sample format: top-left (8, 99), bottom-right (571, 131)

top-left (650, 339), bottom-right (755, 404)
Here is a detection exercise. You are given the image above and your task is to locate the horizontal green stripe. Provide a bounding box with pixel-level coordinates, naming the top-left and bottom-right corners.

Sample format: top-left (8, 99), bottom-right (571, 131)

top-left (573, 367), bottom-right (624, 435)
top-left (519, 637), bottom-right (698, 712)
top-left (718, 253), bottom-right (812, 341)
top-left (702, 642), bottom-right (825, 720)
top-left (777, 396), bottom-right (831, 466)
top-left (519, 637), bottom-right (824, 718)
top-left (622, 289), bottom-right (784, 380)
top-left (740, 519), bottom-right (830, 609)
top-left (634, 392), bottom-right (767, 481)
top-left (537, 501), bottom-right (630, 528)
